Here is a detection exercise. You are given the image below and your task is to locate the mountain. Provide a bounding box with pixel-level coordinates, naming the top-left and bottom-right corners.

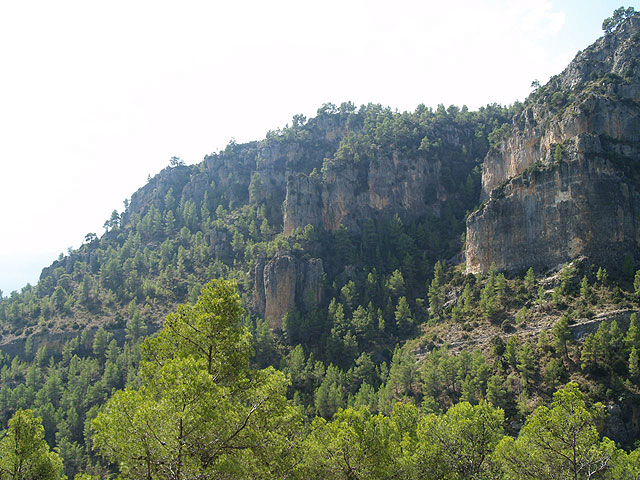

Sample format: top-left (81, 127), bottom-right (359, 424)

top-left (0, 101), bottom-right (516, 354)
top-left (466, 15), bottom-right (640, 274)
top-left (2, 12), bottom-right (640, 479)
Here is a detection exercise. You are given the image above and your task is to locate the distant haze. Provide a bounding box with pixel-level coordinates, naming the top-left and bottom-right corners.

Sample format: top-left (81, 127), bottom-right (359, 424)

top-left (0, 0), bottom-right (626, 295)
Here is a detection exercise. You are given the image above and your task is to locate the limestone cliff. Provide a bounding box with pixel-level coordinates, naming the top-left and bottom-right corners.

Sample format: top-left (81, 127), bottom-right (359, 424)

top-left (467, 16), bottom-right (640, 273)
top-left (254, 252), bottom-right (324, 329)
top-left (320, 150), bottom-right (444, 233)
top-left (283, 153), bottom-right (443, 236)
top-left (283, 173), bottom-right (324, 236)
top-left (283, 129), bottom-right (477, 235)
top-left (250, 115), bottom-right (346, 211)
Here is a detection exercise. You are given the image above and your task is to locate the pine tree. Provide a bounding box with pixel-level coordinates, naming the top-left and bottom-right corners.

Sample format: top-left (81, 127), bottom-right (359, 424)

top-left (536, 285), bottom-right (546, 304)
top-left (486, 374), bottom-right (507, 409)
top-left (164, 188), bottom-right (176, 212)
top-left (361, 219), bottom-right (378, 262)
top-left (0, 409), bottom-right (64, 480)
top-left (364, 270), bottom-right (379, 304)
top-left (524, 267), bottom-right (535, 291)
top-left (395, 297), bottom-right (414, 335)
top-left (334, 224), bottom-right (355, 265)
top-left (496, 273), bottom-right (507, 305)
top-left (428, 277), bottom-right (443, 319)
top-left (552, 315), bottom-right (572, 363)
top-left (517, 343), bottom-right (537, 383)
top-left (480, 264), bottom-right (499, 319)
top-left (505, 337), bottom-right (519, 370)
top-left (580, 275), bottom-right (590, 302)
top-left (596, 267), bottom-right (608, 285)
top-left (387, 269), bottom-right (406, 299)
top-left (625, 313), bottom-right (640, 352)
top-left (629, 347), bottom-right (639, 382)
top-left (126, 309), bottom-right (147, 343)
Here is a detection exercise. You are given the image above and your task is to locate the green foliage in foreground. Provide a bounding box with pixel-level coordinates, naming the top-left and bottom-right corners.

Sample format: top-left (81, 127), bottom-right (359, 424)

top-left (497, 383), bottom-right (626, 479)
top-left (3, 263), bottom-right (640, 478)
top-left (92, 279), bottom-right (301, 479)
top-left (0, 409), bottom-right (64, 480)
top-left (87, 281), bottom-right (638, 479)
top-left (3, 280), bottom-right (640, 479)
top-left (299, 384), bottom-right (640, 479)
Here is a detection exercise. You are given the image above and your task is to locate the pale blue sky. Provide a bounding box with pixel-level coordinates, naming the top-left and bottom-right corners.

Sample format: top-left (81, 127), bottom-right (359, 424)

top-left (0, 0), bottom-right (634, 296)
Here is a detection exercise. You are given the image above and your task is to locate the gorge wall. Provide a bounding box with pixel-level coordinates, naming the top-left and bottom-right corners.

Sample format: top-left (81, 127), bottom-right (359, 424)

top-left (466, 16), bottom-right (640, 274)
top-left (283, 150), bottom-right (444, 235)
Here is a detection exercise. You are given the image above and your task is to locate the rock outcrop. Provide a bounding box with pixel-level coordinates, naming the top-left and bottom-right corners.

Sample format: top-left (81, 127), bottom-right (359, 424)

top-left (283, 139), bottom-right (476, 235)
top-left (283, 173), bottom-right (324, 236)
top-left (466, 16), bottom-right (640, 273)
top-left (320, 150), bottom-right (443, 233)
top-left (125, 165), bottom-right (193, 219)
top-left (254, 252), bottom-right (324, 329)
top-left (251, 116), bottom-right (346, 210)
top-left (209, 227), bottom-right (234, 263)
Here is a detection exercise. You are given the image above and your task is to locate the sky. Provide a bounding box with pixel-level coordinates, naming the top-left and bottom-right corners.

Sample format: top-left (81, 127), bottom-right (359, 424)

top-left (0, 0), bottom-right (632, 295)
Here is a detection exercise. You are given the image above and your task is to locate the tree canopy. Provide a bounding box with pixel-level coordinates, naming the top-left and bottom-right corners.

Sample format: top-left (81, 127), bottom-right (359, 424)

top-left (602, 6), bottom-right (636, 34)
top-left (0, 409), bottom-right (64, 480)
top-left (92, 279), bottom-right (301, 480)
top-left (496, 382), bottom-right (620, 479)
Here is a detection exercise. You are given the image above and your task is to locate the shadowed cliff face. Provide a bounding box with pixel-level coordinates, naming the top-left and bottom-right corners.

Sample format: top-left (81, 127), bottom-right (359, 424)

top-left (283, 151), bottom-right (443, 236)
top-left (320, 151), bottom-right (444, 233)
top-left (466, 16), bottom-right (640, 274)
top-left (467, 152), bottom-right (640, 273)
top-left (282, 117), bottom-right (484, 237)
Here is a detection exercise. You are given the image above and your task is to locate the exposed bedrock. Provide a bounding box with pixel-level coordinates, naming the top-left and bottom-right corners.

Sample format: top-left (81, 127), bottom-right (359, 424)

top-left (254, 252), bottom-right (324, 329)
top-left (467, 16), bottom-right (640, 273)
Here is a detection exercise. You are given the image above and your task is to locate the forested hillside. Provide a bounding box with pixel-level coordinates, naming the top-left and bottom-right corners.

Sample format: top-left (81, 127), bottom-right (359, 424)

top-left (0, 100), bottom-right (516, 360)
top-left (1, 8), bottom-right (640, 480)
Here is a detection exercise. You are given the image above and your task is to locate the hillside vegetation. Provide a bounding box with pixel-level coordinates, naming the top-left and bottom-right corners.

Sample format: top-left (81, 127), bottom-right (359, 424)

top-left (1, 9), bottom-right (640, 480)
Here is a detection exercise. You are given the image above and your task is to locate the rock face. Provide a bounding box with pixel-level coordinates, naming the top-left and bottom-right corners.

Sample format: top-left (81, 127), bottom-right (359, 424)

top-left (125, 165), bottom-right (193, 219)
top-left (466, 16), bottom-right (640, 273)
top-left (254, 252), bottom-right (324, 329)
top-left (209, 227), bottom-right (233, 263)
top-left (283, 173), bottom-right (324, 236)
top-left (283, 142), bottom-right (477, 235)
top-left (251, 117), bottom-right (345, 211)
top-left (319, 151), bottom-right (443, 233)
